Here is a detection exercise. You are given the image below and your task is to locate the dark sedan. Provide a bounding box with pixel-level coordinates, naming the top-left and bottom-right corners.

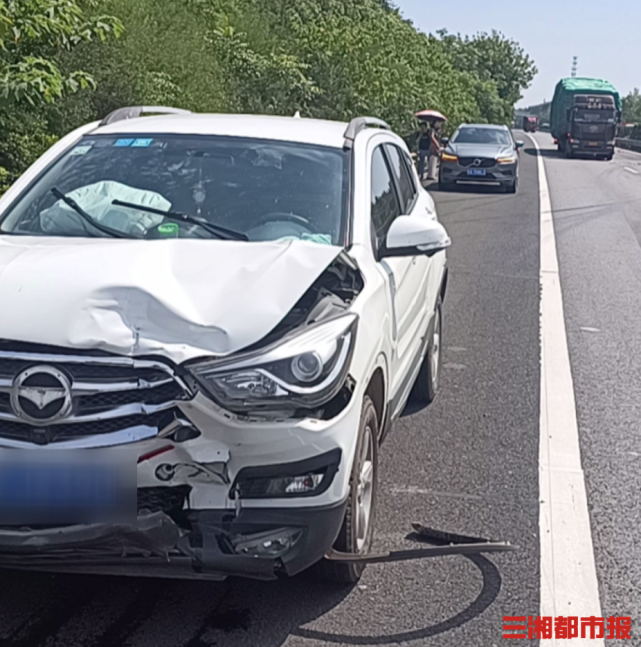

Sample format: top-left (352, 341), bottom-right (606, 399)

top-left (438, 124), bottom-right (524, 193)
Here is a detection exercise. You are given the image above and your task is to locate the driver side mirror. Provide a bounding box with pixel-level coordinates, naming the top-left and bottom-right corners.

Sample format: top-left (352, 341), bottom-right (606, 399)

top-left (516, 140), bottom-right (525, 148)
top-left (380, 216), bottom-right (451, 259)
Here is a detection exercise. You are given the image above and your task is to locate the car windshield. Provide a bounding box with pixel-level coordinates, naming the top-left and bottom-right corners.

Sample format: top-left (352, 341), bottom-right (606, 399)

top-left (574, 110), bottom-right (616, 123)
top-left (452, 128), bottom-right (513, 145)
top-left (0, 134), bottom-right (349, 245)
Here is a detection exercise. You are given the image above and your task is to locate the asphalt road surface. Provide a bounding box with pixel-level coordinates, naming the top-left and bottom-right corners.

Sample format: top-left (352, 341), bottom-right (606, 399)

top-left (1, 133), bottom-right (639, 646)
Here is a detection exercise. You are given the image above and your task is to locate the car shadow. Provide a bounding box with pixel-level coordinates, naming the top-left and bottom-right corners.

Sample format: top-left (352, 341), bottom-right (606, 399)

top-left (523, 147), bottom-right (560, 158)
top-left (524, 147), bottom-right (612, 161)
top-left (425, 181), bottom-right (508, 196)
top-left (401, 400), bottom-right (429, 417)
top-left (0, 547), bottom-right (504, 646)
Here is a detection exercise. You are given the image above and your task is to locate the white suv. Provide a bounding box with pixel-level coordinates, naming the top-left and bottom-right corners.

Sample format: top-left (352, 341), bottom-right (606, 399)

top-left (0, 108), bottom-right (450, 583)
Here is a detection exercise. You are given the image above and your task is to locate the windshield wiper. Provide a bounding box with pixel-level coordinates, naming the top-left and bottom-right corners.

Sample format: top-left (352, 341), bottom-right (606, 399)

top-left (50, 188), bottom-right (126, 238)
top-left (111, 200), bottom-right (248, 241)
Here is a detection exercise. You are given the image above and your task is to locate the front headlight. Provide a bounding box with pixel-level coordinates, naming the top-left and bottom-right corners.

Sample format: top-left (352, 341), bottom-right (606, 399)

top-left (497, 156), bottom-right (517, 164)
top-left (187, 314), bottom-right (358, 412)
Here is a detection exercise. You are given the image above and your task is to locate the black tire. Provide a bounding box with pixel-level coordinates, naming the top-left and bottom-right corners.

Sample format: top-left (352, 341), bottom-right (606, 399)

top-left (313, 396), bottom-right (379, 584)
top-left (606, 155), bottom-right (613, 161)
top-left (411, 297), bottom-right (442, 404)
top-left (565, 142), bottom-right (573, 159)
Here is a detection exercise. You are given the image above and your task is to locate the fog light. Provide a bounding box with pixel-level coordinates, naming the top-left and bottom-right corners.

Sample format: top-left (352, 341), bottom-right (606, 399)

top-left (232, 528), bottom-right (303, 558)
top-left (232, 448), bottom-right (341, 499)
top-left (281, 473), bottom-right (324, 495)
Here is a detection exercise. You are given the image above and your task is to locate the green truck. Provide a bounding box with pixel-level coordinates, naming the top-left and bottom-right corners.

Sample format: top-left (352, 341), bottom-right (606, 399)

top-left (550, 78), bottom-right (621, 160)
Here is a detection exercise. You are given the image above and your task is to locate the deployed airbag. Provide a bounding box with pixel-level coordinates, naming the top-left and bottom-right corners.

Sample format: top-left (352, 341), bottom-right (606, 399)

top-left (40, 181), bottom-right (170, 236)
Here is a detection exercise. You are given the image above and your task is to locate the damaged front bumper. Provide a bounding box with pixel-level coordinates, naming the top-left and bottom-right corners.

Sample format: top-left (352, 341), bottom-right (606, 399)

top-left (0, 500), bottom-right (348, 580)
top-left (0, 339), bottom-right (363, 580)
top-left (0, 250), bottom-right (367, 580)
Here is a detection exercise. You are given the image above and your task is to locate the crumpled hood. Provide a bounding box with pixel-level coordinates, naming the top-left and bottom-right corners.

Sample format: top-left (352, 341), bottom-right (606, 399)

top-left (0, 236), bottom-right (342, 363)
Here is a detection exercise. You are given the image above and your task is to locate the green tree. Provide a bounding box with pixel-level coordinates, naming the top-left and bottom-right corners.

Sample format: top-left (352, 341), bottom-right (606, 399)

top-left (0, 0), bottom-right (123, 105)
top-left (436, 29), bottom-right (537, 123)
top-left (622, 88), bottom-right (641, 123)
top-left (197, 0), bottom-right (482, 133)
top-left (1, 0), bottom-right (538, 195)
top-left (0, 0), bottom-right (122, 192)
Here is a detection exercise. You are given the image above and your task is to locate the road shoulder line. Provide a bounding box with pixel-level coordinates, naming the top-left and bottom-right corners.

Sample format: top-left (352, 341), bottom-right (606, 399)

top-left (529, 134), bottom-right (605, 646)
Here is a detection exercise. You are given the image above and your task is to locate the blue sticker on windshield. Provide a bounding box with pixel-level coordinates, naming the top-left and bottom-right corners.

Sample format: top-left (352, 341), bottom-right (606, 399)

top-left (114, 138), bottom-right (134, 147)
top-left (131, 138), bottom-right (154, 147)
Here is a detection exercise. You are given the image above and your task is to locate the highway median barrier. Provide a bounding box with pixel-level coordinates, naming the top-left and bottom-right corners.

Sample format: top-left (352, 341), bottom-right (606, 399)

top-left (615, 138), bottom-right (641, 153)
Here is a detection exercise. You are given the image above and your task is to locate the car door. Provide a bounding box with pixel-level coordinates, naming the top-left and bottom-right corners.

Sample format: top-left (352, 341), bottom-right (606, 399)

top-left (383, 144), bottom-right (434, 358)
top-left (369, 144), bottom-right (427, 397)
top-left (400, 147), bottom-right (444, 315)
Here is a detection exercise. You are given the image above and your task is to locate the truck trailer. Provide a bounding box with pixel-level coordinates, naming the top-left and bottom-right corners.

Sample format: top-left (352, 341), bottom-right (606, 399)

top-left (522, 116), bottom-right (538, 133)
top-left (550, 77), bottom-right (621, 160)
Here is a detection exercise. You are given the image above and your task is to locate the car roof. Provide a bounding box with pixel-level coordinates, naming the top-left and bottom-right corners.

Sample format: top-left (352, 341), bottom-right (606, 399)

top-left (456, 123), bottom-right (510, 131)
top-left (92, 114), bottom-right (351, 149)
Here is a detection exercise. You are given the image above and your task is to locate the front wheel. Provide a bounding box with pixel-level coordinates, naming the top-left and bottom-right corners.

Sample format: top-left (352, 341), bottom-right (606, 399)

top-left (314, 396), bottom-right (379, 584)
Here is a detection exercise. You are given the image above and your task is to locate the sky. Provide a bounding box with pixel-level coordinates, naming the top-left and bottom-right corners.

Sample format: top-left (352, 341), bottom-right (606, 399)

top-left (394, 0), bottom-right (640, 107)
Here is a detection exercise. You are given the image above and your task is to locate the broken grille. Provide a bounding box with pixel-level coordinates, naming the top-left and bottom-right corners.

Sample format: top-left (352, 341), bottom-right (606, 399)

top-left (0, 342), bottom-right (189, 445)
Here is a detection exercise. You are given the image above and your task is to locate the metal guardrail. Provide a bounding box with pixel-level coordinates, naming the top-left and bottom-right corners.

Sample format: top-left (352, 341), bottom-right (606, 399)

top-left (615, 138), bottom-right (641, 153)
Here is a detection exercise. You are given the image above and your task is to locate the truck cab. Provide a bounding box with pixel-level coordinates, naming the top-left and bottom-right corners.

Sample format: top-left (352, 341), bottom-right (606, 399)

top-left (561, 94), bottom-right (619, 159)
top-left (522, 116), bottom-right (538, 133)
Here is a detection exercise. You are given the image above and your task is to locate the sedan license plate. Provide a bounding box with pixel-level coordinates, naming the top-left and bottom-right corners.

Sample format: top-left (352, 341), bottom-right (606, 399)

top-left (467, 168), bottom-right (486, 177)
top-left (0, 449), bottom-right (135, 524)
top-left (588, 142), bottom-right (599, 147)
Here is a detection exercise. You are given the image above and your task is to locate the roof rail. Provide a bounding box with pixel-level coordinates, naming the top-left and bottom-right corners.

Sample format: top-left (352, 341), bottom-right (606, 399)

top-left (343, 116), bottom-right (391, 147)
top-left (98, 106), bottom-right (192, 127)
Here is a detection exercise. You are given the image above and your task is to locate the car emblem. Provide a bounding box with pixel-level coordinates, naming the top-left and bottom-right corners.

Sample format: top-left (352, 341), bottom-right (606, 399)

top-left (473, 159), bottom-right (482, 166)
top-left (10, 366), bottom-right (73, 426)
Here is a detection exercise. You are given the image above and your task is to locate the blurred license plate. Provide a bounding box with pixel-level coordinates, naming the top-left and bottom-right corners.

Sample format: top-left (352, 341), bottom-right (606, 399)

top-left (588, 142), bottom-right (599, 147)
top-left (0, 449), bottom-right (135, 524)
top-left (467, 168), bottom-right (486, 176)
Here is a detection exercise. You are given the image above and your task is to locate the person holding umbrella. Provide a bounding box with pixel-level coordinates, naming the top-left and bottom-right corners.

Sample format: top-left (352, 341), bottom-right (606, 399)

top-left (415, 122), bottom-right (441, 181)
top-left (416, 122), bottom-right (432, 181)
top-left (414, 109), bottom-right (447, 182)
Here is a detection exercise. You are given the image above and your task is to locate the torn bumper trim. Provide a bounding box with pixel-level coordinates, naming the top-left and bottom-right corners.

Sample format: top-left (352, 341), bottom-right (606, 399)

top-left (0, 512), bottom-right (181, 554)
top-left (0, 500), bottom-right (348, 581)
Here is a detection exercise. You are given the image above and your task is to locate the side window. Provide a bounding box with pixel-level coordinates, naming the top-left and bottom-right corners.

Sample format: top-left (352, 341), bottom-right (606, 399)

top-left (371, 146), bottom-right (401, 246)
top-left (384, 144), bottom-right (417, 213)
top-left (401, 150), bottom-right (419, 196)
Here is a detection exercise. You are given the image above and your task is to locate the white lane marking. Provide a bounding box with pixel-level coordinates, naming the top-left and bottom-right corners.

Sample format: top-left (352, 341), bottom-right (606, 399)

top-left (528, 134), bottom-right (604, 645)
top-left (624, 166), bottom-right (639, 174)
